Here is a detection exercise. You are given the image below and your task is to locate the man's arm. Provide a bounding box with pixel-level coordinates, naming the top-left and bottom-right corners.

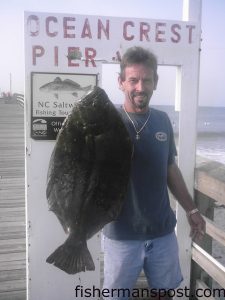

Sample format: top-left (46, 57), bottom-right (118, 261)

top-left (167, 162), bottom-right (206, 241)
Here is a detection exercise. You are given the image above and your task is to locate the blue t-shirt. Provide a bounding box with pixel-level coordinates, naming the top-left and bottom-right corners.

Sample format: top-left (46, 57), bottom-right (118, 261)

top-left (103, 106), bottom-right (177, 240)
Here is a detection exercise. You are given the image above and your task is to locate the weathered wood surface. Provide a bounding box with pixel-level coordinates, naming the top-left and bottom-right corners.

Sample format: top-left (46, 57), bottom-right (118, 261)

top-left (192, 243), bottom-right (225, 289)
top-left (192, 160), bottom-right (225, 298)
top-left (0, 101), bottom-right (26, 300)
top-left (204, 216), bottom-right (225, 248)
top-left (195, 161), bottom-right (225, 206)
top-left (195, 280), bottom-right (216, 300)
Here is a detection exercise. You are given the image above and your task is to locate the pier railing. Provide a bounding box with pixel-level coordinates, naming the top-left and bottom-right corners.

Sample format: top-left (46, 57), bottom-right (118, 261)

top-left (191, 161), bottom-right (225, 299)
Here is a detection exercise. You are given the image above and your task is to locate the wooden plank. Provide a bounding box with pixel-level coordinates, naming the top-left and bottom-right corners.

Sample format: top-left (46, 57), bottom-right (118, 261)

top-left (1, 168), bottom-right (24, 173)
top-left (0, 260), bottom-right (26, 271)
top-left (0, 149), bottom-right (24, 153)
top-left (0, 222), bottom-right (25, 228)
top-left (0, 210), bottom-right (25, 216)
top-left (0, 185), bottom-right (24, 190)
top-left (0, 230), bottom-right (25, 238)
top-left (0, 188), bottom-right (24, 193)
top-left (0, 207), bottom-right (25, 213)
top-left (0, 198), bottom-right (24, 203)
top-left (0, 238), bottom-right (25, 246)
top-left (0, 252), bottom-right (26, 263)
top-left (192, 243), bottom-right (225, 289)
top-left (0, 225), bottom-right (25, 233)
top-left (0, 197), bottom-right (24, 203)
top-left (0, 269), bottom-right (26, 282)
top-left (0, 152), bottom-right (24, 156)
top-left (0, 214), bottom-right (25, 221)
top-left (0, 204), bottom-right (25, 209)
top-left (0, 279), bottom-right (26, 293)
top-left (0, 212), bottom-right (25, 219)
top-left (0, 290), bottom-right (26, 300)
top-left (0, 245), bottom-right (25, 255)
top-left (0, 222), bottom-right (25, 229)
top-left (0, 217), bottom-right (25, 224)
top-left (0, 228), bottom-right (25, 237)
top-left (195, 280), bottom-right (216, 300)
top-left (195, 161), bottom-right (225, 205)
top-left (0, 174), bottom-right (24, 179)
top-left (0, 190), bottom-right (25, 196)
top-left (0, 161), bottom-right (24, 166)
top-left (204, 216), bottom-right (225, 248)
top-left (0, 200), bottom-right (25, 205)
top-left (0, 202), bottom-right (25, 208)
top-left (0, 141), bottom-right (24, 144)
top-left (0, 178), bottom-right (25, 184)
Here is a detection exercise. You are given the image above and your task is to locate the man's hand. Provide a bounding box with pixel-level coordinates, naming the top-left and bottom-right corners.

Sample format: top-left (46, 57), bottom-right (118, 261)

top-left (187, 211), bottom-right (206, 242)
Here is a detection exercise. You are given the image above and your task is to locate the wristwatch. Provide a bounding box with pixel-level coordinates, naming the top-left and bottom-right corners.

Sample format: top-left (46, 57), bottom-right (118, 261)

top-left (186, 208), bottom-right (199, 217)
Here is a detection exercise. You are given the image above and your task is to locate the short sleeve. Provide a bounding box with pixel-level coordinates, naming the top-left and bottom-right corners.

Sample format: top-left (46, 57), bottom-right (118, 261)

top-left (166, 114), bottom-right (177, 165)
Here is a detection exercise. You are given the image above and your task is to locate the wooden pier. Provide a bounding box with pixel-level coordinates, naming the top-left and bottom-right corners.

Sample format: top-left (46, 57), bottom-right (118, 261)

top-left (0, 100), bottom-right (26, 300)
top-left (0, 99), bottom-right (225, 299)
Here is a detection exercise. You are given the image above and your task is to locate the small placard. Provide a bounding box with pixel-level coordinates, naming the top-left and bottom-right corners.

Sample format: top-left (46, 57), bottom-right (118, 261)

top-left (31, 72), bottom-right (97, 140)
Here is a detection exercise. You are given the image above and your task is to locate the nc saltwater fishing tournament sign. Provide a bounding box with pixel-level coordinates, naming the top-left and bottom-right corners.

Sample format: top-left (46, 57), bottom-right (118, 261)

top-left (26, 11), bottom-right (200, 140)
top-left (31, 72), bottom-right (97, 139)
top-left (25, 9), bottom-right (201, 300)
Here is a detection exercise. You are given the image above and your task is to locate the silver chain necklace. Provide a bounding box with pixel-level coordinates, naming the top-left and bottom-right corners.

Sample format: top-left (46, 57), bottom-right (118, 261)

top-left (122, 105), bottom-right (151, 140)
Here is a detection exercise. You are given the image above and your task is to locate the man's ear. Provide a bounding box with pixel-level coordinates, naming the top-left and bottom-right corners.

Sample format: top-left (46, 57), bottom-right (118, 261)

top-left (118, 75), bottom-right (124, 91)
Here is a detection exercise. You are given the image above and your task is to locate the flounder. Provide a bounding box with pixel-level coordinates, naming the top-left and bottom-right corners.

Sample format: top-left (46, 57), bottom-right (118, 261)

top-left (46, 87), bottom-right (132, 274)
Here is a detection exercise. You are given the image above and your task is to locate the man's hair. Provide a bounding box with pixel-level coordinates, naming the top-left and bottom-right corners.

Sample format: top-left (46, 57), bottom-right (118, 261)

top-left (119, 46), bottom-right (158, 82)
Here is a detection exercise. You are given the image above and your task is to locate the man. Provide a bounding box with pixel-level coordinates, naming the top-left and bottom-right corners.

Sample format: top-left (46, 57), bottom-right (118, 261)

top-left (102, 46), bottom-right (205, 300)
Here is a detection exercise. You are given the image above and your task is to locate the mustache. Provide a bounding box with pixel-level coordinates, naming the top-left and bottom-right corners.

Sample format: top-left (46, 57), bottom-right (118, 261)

top-left (132, 92), bottom-right (148, 97)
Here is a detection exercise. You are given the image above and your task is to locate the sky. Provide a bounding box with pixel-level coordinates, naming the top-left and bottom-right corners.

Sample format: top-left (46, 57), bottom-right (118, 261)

top-left (0, 0), bottom-right (225, 107)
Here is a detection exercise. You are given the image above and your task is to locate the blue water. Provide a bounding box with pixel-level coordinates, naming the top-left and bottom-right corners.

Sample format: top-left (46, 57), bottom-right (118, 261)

top-left (153, 105), bottom-right (225, 164)
top-left (154, 105), bottom-right (225, 134)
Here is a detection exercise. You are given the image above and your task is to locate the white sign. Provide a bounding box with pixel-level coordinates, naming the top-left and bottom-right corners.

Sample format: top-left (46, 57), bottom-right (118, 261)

top-left (31, 72), bottom-right (97, 139)
top-left (25, 12), bottom-right (200, 70)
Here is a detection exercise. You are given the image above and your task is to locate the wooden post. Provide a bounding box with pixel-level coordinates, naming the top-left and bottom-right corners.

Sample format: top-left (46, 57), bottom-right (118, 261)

top-left (190, 191), bottom-right (215, 299)
top-left (175, 1), bottom-right (202, 298)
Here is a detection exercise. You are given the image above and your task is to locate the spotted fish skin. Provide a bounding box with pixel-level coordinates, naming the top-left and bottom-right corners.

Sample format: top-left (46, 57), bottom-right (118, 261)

top-left (46, 87), bottom-right (132, 274)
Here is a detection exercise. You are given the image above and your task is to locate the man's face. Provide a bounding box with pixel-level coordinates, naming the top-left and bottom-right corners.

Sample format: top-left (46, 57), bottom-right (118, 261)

top-left (118, 63), bottom-right (157, 113)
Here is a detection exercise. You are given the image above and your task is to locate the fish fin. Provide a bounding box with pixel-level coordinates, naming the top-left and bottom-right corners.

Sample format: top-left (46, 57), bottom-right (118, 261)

top-left (46, 238), bottom-right (95, 274)
top-left (83, 85), bottom-right (92, 91)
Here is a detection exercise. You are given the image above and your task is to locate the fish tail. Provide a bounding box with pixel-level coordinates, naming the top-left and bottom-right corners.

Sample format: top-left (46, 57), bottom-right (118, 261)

top-left (46, 238), bottom-right (95, 274)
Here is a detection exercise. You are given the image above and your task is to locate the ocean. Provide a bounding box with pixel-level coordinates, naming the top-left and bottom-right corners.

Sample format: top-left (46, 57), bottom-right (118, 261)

top-left (153, 105), bottom-right (225, 165)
